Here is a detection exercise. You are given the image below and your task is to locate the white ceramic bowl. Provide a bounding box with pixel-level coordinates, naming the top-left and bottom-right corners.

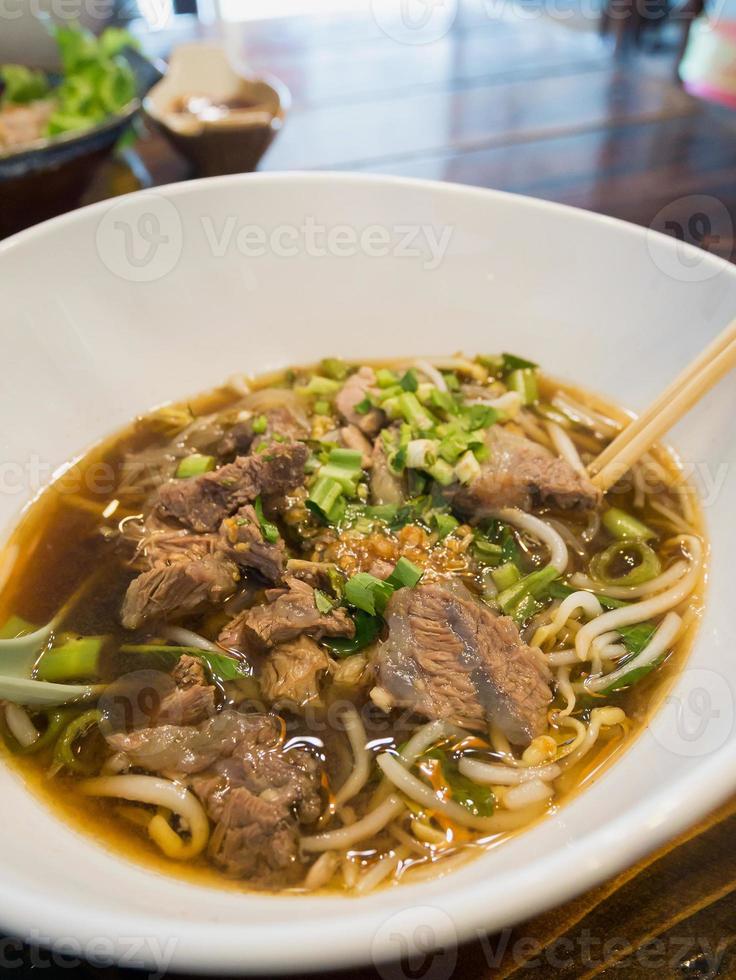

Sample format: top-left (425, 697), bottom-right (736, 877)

top-left (1, 174), bottom-right (736, 975)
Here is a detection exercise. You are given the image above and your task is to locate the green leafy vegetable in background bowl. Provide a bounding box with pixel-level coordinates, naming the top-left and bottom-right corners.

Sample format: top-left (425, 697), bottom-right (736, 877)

top-left (0, 23), bottom-right (138, 140)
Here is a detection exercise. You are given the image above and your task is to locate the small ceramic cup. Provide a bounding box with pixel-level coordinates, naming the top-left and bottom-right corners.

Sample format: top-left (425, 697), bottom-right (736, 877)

top-left (144, 43), bottom-right (290, 177)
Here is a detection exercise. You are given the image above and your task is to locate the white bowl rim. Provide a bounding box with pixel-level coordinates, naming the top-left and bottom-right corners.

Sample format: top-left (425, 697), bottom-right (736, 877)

top-left (1, 172), bottom-right (734, 975)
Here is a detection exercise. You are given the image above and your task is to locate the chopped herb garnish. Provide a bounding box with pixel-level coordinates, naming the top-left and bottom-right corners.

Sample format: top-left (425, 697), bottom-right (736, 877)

top-left (254, 495), bottom-right (280, 544)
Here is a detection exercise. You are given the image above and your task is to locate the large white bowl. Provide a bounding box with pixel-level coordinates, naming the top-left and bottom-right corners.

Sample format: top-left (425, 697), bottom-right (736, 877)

top-left (1, 174), bottom-right (736, 975)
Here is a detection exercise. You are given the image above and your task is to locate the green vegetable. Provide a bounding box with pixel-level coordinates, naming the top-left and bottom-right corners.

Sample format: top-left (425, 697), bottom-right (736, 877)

top-left (47, 25), bottom-right (137, 135)
top-left (492, 562), bottom-right (521, 591)
top-left (252, 414), bottom-right (268, 434)
top-left (176, 454), bottom-right (215, 478)
top-left (423, 748), bottom-right (495, 817)
top-left (3, 707), bottom-right (78, 756)
top-left (399, 369), bottom-right (419, 392)
top-left (375, 368), bottom-right (399, 388)
top-left (502, 352), bottom-right (538, 373)
top-left (425, 458), bottom-right (455, 486)
top-left (53, 708), bottom-right (101, 775)
top-left (472, 535), bottom-right (504, 565)
top-left (0, 615), bottom-right (36, 640)
top-left (307, 476), bottom-right (345, 524)
top-left (386, 557), bottom-right (424, 590)
top-left (602, 508), bottom-right (656, 542)
top-left (396, 392), bottom-right (436, 431)
top-left (254, 495), bottom-right (280, 544)
top-left (298, 375), bottom-right (341, 397)
top-left (433, 512), bottom-right (459, 539)
top-left (599, 655), bottom-right (664, 694)
top-left (506, 368), bottom-right (539, 405)
top-left (0, 65), bottom-right (50, 105)
top-left (546, 581), bottom-right (657, 655)
top-left (324, 610), bottom-right (381, 657)
top-left (590, 541), bottom-right (662, 587)
top-left (118, 644), bottom-right (249, 685)
top-left (314, 589), bottom-right (335, 614)
top-left (497, 566), bottom-right (559, 620)
top-left (35, 636), bottom-right (105, 683)
top-left (320, 358), bottom-right (350, 381)
top-left (344, 573), bottom-right (395, 617)
top-left (313, 400), bottom-right (331, 416)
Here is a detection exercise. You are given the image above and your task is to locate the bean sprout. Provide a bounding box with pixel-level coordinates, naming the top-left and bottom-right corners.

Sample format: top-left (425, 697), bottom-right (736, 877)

top-left (413, 360), bottom-right (447, 391)
top-left (4, 704), bottom-right (39, 747)
top-left (79, 775), bottom-right (209, 860)
top-left (333, 705), bottom-right (371, 808)
top-left (490, 508), bottom-right (569, 573)
top-left (532, 591), bottom-right (603, 648)
top-left (504, 779), bottom-right (555, 810)
top-left (545, 421), bottom-right (587, 475)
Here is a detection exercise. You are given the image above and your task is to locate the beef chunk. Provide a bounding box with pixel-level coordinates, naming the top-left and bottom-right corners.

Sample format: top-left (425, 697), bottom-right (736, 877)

top-left (156, 441), bottom-right (309, 533)
top-left (218, 406), bottom-right (308, 458)
top-left (373, 584), bottom-right (552, 745)
top-left (449, 426), bottom-right (600, 517)
top-left (107, 708), bottom-right (323, 885)
top-left (335, 367), bottom-right (385, 436)
top-left (260, 636), bottom-right (332, 707)
top-left (158, 655), bottom-right (216, 725)
top-left (219, 505), bottom-right (285, 582)
top-left (219, 577), bottom-right (355, 653)
top-left (121, 555), bottom-right (239, 630)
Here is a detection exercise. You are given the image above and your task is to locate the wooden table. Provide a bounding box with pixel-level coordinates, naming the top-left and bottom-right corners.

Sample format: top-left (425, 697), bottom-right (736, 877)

top-left (7, 5), bottom-right (736, 977)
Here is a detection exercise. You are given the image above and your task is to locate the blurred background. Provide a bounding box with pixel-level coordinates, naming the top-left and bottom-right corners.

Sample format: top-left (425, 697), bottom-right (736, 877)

top-left (1, 0), bottom-right (735, 253)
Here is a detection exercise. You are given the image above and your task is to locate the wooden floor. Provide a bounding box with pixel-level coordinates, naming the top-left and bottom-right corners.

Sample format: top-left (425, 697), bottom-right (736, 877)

top-left (129, 3), bottom-right (736, 260)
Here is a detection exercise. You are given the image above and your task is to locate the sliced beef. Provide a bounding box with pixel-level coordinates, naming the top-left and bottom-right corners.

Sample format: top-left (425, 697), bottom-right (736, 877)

top-left (218, 406), bottom-right (308, 458)
top-left (449, 426), bottom-right (600, 517)
top-left (121, 555), bottom-right (239, 630)
top-left (219, 577), bottom-right (355, 653)
top-left (335, 367), bottom-right (385, 437)
top-left (156, 441), bottom-right (309, 533)
top-left (158, 655), bottom-right (216, 726)
top-left (260, 636), bottom-right (332, 707)
top-left (107, 707), bottom-right (323, 884)
top-left (370, 436), bottom-right (404, 505)
top-left (340, 425), bottom-right (374, 467)
top-left (219, 504), bottom-right (285, 582)
top-left (373, 583), bottom-right (552, 745)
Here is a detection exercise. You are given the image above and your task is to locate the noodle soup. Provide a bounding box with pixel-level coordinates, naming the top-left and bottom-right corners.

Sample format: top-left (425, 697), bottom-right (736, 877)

top-left (0, 354), bottom-right (705, 894)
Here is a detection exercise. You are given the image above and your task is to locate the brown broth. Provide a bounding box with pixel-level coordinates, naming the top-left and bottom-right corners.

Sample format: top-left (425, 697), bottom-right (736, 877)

top-left (0, 364), bottom-right (707, 894)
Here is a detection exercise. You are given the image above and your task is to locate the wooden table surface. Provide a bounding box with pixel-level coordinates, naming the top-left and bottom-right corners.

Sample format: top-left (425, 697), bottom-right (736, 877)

top-left (7, 4), bottom-right (736, 977)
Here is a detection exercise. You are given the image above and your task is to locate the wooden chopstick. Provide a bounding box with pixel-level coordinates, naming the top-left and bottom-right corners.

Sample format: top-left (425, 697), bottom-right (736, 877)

top-left (590, 324), bottom-right (736, 492)
top-left (589, 317), bottom-right (736, 478)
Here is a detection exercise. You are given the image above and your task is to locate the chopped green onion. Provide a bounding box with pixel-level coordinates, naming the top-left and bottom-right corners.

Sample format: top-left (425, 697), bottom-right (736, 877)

top-left (502, 352), bottom-right (538, 373)
top-left (4, 706), bottom-right (78, 756)
top-left (396, 392), bottom-right (436, 431)
top-left (475, 354), bottom-right (505, 377)
top-left (36, 636), bottom-right (105, 683)
top-left (354, 396), bottom-right (374, 415)
top-left (497, 566), bottom-right (559, 615)
top-left (461, 404), bottom-right (498, 429)
top-left (365, 503), bottom-right (399, 522)
top-left (254, 496), bottom-right (280, 543)
top-left (406, 439), bottom-right (437, 469)
top-left (307, 476), bottom-right (344, 523)
top-left (425, 458), bottom-right (455, 486)
top-left (455, 449), bottom-right (481, 485)
top-left (375, 368), bottom-right (399, 388)
top-left (443, 372), bottom-right (460, 391)
top-left (590, 541), bottom-right (661, 587)
top-left (175, 454), bottom-right (215, 479)
top-left (386, 557), bottom-right (424, 590)
top-left (320, 357), bottom-right (350, 380)
top-left (376, 385), bottom-right (404, 403)
top-left (314, 589), bottom-right (335, 614)
top-left (344, 573), bottom-right (395, 616)
top-left (492, 562), bottom-right (521, 590)
top-left (53, 709), bottom-right (101, 775)
top-left (0, 615), bottom-right (36, 640)
top-left (506, 368), bottom-right (539, 405)
top-left (399, 369), bottom-right (419, 392)
top-left (602, 508), bottom-right (657, 542)
top-left (298, 375), bottom-right (341, 397)
top-left (252, 414), bottom-right (268, 434)
top-left (313, 400), bottom-right (330, 416)
top-left (433, 512), bottom-right (459, 539)
top-left (473, 535), bottom-right (504, 565)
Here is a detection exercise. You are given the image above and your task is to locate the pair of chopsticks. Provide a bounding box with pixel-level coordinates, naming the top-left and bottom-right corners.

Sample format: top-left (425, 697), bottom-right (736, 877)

top-left (588, 319), bottom-right (736, 492)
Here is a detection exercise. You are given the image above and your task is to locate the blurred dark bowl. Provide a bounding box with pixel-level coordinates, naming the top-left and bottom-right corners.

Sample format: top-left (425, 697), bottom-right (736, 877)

top-left (0, 48), bottom-right (163, 238)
